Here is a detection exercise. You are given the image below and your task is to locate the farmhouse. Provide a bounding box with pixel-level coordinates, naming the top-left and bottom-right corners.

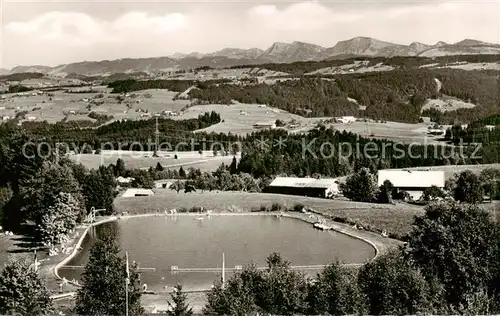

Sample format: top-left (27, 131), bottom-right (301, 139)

top-left (264, 177), bottom-right (340, 198)
top-left (253, 121), bottom-right (276, 129)
top-left (116, 176), bottom-right (135, 185)
top-left (121, 188), bottom-right (154, 197)
top-left (154, 179), bottom-right (186, 189)
top-left (335, 116), bottom-right (357, 124)
top-left (377, 170), bottom-right (445, 200)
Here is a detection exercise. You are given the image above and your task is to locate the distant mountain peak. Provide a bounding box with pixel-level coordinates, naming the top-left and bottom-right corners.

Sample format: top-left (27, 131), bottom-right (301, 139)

top-left (260, 41), bottom-right (326, 63)
top-left (454, 39), bottom-right (492, 46)
top-left (5, 36), bottom-right (499, 75)
top-left (435, 41), bottom-right (449, 47)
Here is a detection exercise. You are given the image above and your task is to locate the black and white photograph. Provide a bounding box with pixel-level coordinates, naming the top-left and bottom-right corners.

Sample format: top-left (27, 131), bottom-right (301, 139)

top-left (0, 0), bottom-right (500, 314)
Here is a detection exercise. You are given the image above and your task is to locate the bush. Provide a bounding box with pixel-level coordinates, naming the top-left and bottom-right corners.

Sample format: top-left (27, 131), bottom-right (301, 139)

top-left (271, 203), bottom-right (284, 212)
top-left (293, 203), bottom-right (305, 213)
top-left (422, 185), bottom-right (445, 201)
top-left (188, 206), bottom-right (203, 213)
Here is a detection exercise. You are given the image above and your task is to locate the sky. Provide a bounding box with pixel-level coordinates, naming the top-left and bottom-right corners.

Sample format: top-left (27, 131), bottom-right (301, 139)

top-left (1, 0), bottom-right (500, 69)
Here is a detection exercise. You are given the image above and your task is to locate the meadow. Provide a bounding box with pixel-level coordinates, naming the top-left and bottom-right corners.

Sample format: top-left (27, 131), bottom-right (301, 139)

top-left (388, 163), bottom-right (500, 180)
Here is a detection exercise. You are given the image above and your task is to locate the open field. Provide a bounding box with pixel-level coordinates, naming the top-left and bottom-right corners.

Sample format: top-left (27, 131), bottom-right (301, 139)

top-left (422, 95), bottom-right (477, 112)
top-left (288, 118), bottom-right (448, 144)
top-left (159, 67), bottom-right (290, 81)
top-left (109, 89), bottom-right (190, 121)
top-left (1, 89), bottom-right (104, 123)
top-left (0, 86), bottom-right (191, 124)
top-left (306, 60), bottom-right (394, 75)
top-left (427, 61), bottom-right (500, 71)
top-left (173, 102), bottom-right (302, 135)
top-left (175, 102), bottom-right (446, 143)
top-left (70, 151), bottom-right (239, 171)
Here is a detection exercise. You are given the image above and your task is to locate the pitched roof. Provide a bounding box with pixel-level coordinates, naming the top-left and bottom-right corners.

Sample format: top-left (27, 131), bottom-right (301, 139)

top-left (121, 188), bottom-right (155, 197)
top-left (269, 177), bottom-right (338, 189)
top-left (377, 170), bottom-right (445, 188)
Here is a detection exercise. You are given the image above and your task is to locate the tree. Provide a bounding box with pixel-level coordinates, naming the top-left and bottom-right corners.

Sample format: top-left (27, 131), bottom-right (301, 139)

top-left (479, 168), bottom-right (500, 200)
top-left (82, 166), bottom-right (117, 215)
top-left (22, 161), bottom-right (85, 226)
top-left (229, 156), bottom-right (238, 175)
top-left (179, 167), bottom-right (186, 179)
top-left (454, 170), bottom-right (484, 203)
top-left (407, 202), bottom-right (498, 308)
top-left (275, 119), bottom-right (286, 127)
top-left (422, 185), bottom-right (445, 201)
top-left (130, 170), bottom-right (154, 189)
top-left (340, 168), bottom-right (378, 202)
top-left (75, 230), bottom-right (143, 316)
top-left (0, 259), bottom-right (52, 315)
top-left (203, 278), bottom-right (257, 316)
top-left (203, 253), bottom-right (308, 315)
top-left (253, 253), bottom-right (309, 315)
top-left (167, 283), bottom-right (193, 316)
top-left (377, 180), bottom-right (394, 204)
top-left (170, 180), bottom-right (185, 194)
top-left (38, 192), bottom-right (80, 247)
top-left (0, 186), bottom-right (13, 224)
top-left (307, 262), bottom-right (366, 315)
top-left (155, 162), bottom-right (164, 172)
top-left (115, 158), bottom-right (126, 177)
top-left (358, 250), bottom-right (444, 315)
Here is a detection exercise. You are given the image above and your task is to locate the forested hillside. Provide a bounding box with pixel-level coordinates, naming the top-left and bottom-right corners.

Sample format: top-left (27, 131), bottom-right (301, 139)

top-left (231, 54), bottom-right (500, 75)
top-left (446, 114), bottom-right (500, 146)
top-left (107, 67), bottom-right (499, 124)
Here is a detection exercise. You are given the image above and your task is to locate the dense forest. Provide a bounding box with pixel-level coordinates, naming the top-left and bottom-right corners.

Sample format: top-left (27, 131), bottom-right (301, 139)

top-left (236, 127), bottom-right (488, 179)
top-left (445, 115), bottom-right (500, 162)
top-left (0, 72), bottom-right (45, 82)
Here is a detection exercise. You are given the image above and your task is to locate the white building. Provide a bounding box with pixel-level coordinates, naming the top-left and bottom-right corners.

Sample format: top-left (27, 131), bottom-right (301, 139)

top-left (253, 121), bottom-right (276, 130)
top-left (336, 116), bottom-right (357, 124)
top-left (377, 170), bottom-right (445, 200)
top-left (121, 188), bottom-right (154, 197)
top-left (265, 177), bottom-right (340, 198)
top-left (154, 179), bottom-right (186, 189)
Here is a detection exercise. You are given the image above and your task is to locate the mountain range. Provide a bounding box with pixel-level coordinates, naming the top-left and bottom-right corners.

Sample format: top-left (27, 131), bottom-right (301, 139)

top-left (4, 37), bottom-right (500, 76)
